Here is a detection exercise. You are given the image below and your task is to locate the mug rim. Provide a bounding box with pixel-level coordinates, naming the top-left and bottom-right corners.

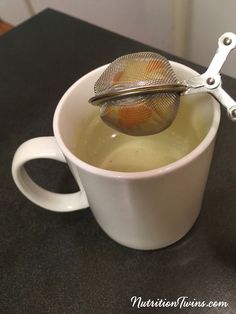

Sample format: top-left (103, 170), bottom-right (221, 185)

top-left (53, 62), bottom-right (221, 179)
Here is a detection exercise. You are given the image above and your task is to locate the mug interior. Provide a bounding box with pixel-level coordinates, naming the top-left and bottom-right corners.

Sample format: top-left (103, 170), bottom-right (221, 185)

top-left (53, 61), bottom-right (220, 175)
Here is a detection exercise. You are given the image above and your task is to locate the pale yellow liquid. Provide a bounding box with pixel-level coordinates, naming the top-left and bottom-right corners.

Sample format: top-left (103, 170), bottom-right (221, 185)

top-left (74, 97), bottom-right (209, 172)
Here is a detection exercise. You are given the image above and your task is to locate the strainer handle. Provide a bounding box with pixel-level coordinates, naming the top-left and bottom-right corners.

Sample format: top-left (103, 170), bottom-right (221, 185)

top-left (185, 79), bottom-right (236, 121)
top-left (186, 32), bottom-right (236, 90)
top-left (205, 32), bottom-right (236, 78)
top-left (208, 86), bottom-right (236, 121)
top-left (185, 32), bottom-right (236, 120)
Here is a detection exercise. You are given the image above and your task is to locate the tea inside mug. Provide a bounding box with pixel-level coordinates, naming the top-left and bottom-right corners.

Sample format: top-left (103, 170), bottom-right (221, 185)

top-left (74, 94), bottom-right (211, 172)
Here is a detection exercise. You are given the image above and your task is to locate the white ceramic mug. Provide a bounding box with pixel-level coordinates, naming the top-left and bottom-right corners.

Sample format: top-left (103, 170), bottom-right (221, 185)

top-left (12, 62), bottom-right (220, 250)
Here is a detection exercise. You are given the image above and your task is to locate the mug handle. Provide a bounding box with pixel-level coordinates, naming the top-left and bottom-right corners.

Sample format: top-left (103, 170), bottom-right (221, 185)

top-left (12, 136), bottom-right (89, 212)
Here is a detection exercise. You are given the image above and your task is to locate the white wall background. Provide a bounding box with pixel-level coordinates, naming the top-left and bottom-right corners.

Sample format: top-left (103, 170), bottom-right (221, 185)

top-left (1, 0), bottom-right (236, 78)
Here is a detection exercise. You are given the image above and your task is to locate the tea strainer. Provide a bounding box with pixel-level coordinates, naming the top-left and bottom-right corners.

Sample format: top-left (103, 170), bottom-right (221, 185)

top-left (89, 32), bottom-right (236, 136)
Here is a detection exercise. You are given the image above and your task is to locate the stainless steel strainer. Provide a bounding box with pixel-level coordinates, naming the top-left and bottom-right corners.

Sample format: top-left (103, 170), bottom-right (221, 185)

top-left (89, 32), bottom-right (236, 136)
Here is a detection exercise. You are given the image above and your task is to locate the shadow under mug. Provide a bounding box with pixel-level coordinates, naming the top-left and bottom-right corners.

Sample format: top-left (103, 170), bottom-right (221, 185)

top-left (12, 62), bottom-right (221, 250)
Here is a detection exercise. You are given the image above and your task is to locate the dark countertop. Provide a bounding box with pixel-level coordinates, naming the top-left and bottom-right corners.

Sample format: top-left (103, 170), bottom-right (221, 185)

top-left (0, 9), bottom-right (235, 314)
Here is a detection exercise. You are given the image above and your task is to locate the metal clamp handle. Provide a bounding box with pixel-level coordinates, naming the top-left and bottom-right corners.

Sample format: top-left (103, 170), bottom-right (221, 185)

top-left (206, 32), bottom-right (236, 77)
top-left (185, 32), bottom-right (236, 120)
